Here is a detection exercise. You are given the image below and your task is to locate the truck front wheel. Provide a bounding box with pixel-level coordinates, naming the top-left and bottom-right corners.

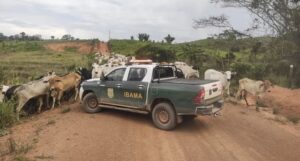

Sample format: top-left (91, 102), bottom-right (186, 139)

top-left (152, 102), bottom-right (177, 130)
top-left (82, 93), bottom-right (101, 113)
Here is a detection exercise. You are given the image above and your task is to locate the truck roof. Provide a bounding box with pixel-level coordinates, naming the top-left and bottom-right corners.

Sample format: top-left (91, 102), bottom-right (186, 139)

top-left (126, 64), bottom-right (158, 69)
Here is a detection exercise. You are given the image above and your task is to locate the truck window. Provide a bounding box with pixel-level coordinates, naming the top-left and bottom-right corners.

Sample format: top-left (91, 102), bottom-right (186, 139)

top-left (128, 68), bottom-right (147, 81)
top-left (153, 67), bottom-right (175, 79)
top-left (106, 68), bottom-right (126, 81)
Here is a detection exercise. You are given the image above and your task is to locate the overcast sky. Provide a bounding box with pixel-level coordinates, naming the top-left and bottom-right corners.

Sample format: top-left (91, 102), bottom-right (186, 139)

top-left (0, 0), bottom-right (253, 42)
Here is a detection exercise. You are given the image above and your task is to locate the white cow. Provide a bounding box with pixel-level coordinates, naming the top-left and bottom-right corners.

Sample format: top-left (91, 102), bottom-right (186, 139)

top-left (92, 53), bottom-right (130, 79)
top-left (0, 88), bottom-right (4, 103)
top-left (236, 78), bottom-right (273, 106)
top-left (14, 72), bottom-right (56, 120)
top-left (174, 62), bottom-right (199, 79)
top-left (91, 63), bottom-right (116, 79)
top-left (204, 69), bottom-right (235, 95)
top-left (1, 85), bottom-right (20, 102)
top-left (1, 85), bottom-right (10, 102)
top-left (92, 63), bottom-right (103, 78)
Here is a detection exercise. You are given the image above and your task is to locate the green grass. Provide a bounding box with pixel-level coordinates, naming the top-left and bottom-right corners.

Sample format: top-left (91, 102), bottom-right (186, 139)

top-left (287, 115), bottom-right (300, 124)
top-left (46, 120), bottom-right (56, 125)
top-left (109, 39), bottom-right (150, 55)
top-left (61, 107), bottom-right (71, 114)
top-left (0, 50), bottom-right (91, 84)
top-left (34, 154), bottom-right (54, 160)
top-left (0, 41), bottom-right (93, 125)
top-left (273, 107), bottom-right (281, 115)
top-left (64, 46), bottom-right (78, 52)
top-left (0, 101), bottom-right (17, 131)
top-left (13, 156), bottom-right (34, 161)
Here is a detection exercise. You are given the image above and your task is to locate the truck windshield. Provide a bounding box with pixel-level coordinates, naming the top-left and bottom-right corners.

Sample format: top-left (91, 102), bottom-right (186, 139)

top-left (153, 67), bottom-right (175, 80)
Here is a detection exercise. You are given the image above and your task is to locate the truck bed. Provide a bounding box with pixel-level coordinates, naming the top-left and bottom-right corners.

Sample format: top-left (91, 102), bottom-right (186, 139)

top-left (160, 78), bottom-right (218, 85)
top-left (160, 78), bottom-right (223, 101)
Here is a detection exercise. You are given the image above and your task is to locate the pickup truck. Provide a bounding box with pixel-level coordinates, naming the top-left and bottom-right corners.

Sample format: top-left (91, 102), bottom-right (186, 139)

top-left (79, 64), bottom-right (223, 130)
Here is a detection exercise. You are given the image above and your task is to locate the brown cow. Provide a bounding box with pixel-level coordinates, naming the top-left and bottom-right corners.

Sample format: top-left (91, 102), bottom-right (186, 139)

top-left (49, 72), bottom-right (81, 109)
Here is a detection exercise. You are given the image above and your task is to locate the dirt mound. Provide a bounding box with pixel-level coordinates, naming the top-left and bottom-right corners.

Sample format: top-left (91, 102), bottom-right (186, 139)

top-left (264, 86), bottom-right (300, 116)
top-left (44, 41), bottom-right (110, 54)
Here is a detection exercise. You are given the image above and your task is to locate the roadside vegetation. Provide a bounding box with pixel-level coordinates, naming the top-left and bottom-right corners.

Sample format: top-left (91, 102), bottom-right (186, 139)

top-left (110, 35), bottom-right (299, 89)
top-left (0, 40), bottom-right (93, 84)
top-left (0, 39), bottom-right (93, 133)
top-left (0, 101), bottom-right (17, 136)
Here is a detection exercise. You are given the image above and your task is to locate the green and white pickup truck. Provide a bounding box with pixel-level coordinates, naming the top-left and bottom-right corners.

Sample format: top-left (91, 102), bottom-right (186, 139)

top-left (79, 64), bottom-right (223, 130)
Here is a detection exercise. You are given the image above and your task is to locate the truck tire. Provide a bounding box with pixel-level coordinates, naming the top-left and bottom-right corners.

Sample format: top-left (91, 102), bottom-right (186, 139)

top-left (82, 93), bottom-right (101, 113)
top-left (152, 102), bottom-right (177, 130)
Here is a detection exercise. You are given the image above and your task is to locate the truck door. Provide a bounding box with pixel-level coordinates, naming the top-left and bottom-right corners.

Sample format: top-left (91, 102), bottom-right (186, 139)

top-left (99, 68), bottom-right (126, 105)
top-left (120, 68), bottom-right (148, 108)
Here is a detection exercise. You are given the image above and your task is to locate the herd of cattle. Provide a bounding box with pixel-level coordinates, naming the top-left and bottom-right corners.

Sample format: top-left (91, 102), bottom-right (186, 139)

top-left (0, 70), bottom-right (90, 120)
top-left (0, 53), bottom-right (273, 120)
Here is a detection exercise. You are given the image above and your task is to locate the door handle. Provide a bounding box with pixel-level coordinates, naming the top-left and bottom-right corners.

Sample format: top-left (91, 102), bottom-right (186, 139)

top-left (138, 85), bottom-right (145, 88)
top-left (116, 84), bottom-right (122, 88)
top-left (100, 84), bottom-right (106, 87)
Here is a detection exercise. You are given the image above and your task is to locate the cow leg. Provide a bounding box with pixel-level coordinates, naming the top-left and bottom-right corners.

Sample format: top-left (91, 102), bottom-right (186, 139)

top-left (16, 97), bottom-right (27, 121)
top-left (236, 89), bottom-right (241, 100)
top-left (46, 93), bottom-right (49, 108)
top-left (227, 82), bottom-right (230, 96)
top-left (51, 96), bottom-right (56, 110)
top-left (57, 91), bottom-right (63, 106)
top-left (37, 97), bottom-right (43, 113)
top-left (242, 90), bottom-right (250, 106)
top-left (255, 95), bottom-right (262, 111)
top-left (74, 87), bottom-right (79, 101)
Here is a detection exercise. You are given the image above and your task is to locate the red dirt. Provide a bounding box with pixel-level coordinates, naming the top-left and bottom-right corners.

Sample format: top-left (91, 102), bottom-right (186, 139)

top-left (1, 103), bottom-right (300, 161)
top-left (44, 41), bottom-right (110, 54)
top-left (264, 86), bottom-right (300, 116)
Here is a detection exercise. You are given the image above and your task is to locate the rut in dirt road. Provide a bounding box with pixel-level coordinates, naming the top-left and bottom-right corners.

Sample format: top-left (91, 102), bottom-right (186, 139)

top-left (1, 103), bottom-right (300, 161)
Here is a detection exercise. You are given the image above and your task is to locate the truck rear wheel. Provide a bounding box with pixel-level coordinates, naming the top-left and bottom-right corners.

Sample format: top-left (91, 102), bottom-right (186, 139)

top-left (152, 102), bottom-right (177, 130)
top-left (82, 93), bottom-right (101, 113)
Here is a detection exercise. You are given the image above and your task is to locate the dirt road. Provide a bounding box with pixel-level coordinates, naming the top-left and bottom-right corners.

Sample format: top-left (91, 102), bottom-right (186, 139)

top-left (1, 103), bottom-right (300, 161)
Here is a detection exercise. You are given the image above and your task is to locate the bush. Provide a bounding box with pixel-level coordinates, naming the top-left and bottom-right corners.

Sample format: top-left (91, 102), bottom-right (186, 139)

top-left (256, 99), bottom-right (268, 107)
top-left (230, 62), bottom-right (252, 79)
top-left (135, 44), bottom-right (176, 62)
top-left (64, 46), bottom-right (78, 52)
top-left (24, 42), bottom-right (44, 51)
top-left (251, 64), bottom-right (266, 80)
top-left (287, 115), bottom-right (300, 124)
top-left (66, 64), bottom-right (77, 72)
top-left (0, 101), bottom-right (17, 130)
top-left (273, 107), bottom-right (281, 115)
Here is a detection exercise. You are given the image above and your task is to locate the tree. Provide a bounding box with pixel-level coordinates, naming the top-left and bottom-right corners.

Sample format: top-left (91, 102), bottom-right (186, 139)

top-left (164, 34), bottom-right (175, 44)
top-left (130, 36), bottom-right (134, 40)
top-left (20, 32), bottom-right (26, 40)
top-left (135, 44), bottom-right (175, 62)
top-left (0, 33), bottom-right (7, 41)
top-left (251, 41), bottom-right (262, 61)
top-left (61, 34), bottom-right (74, 40)
top-left (181, 44), bottom-right (206, 67)
top-left (51, 36), bottom-right (55, 40)
top-left (137, 33), bottom-right (150, 41)
top-left (195, 0), bottom-right (300, 38)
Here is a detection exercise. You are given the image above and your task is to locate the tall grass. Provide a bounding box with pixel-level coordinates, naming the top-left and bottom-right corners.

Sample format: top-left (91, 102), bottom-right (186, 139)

top-left (0, 101), bottom-right (17, 130)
